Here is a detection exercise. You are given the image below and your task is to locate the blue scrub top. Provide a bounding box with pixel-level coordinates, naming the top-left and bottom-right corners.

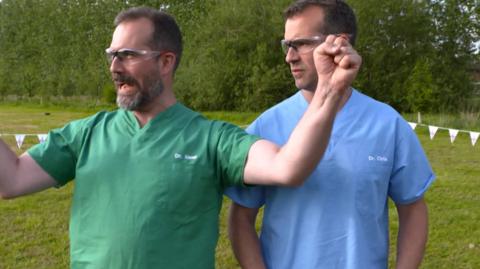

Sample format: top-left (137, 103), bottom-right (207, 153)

top-left (225, 90), bottom-right (435, 269)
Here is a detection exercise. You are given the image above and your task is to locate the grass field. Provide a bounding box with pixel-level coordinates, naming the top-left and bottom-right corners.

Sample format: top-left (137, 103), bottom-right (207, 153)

top-left (0, 105), bottom-right (479, 268)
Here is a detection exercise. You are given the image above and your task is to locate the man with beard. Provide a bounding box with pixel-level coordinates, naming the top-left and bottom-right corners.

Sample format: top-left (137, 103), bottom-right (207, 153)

top-left (226, 1), bottom-right (434, 269)
top-left (0, 6), bottom-right (361, 269)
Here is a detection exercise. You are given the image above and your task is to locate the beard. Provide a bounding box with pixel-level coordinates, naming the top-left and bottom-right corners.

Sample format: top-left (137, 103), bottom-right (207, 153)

top-left (114, 73), bottom-right (164, 111)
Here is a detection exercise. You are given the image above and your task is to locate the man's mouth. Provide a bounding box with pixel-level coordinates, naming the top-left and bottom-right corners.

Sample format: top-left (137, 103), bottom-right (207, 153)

top-left (114, 80), bottom-right (136, 95)
top-left (291, 68), bottom-right (303, 76)
top-left (114, 81), bottom-right (124, 87)
top-left (113, 75), bottom-right (136, 93)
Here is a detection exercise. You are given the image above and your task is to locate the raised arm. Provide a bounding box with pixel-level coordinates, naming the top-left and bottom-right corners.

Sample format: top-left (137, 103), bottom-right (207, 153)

top-left (244, 35), bottom-right (361, 186)
top-left (0, 139), bottom-right (56, 199)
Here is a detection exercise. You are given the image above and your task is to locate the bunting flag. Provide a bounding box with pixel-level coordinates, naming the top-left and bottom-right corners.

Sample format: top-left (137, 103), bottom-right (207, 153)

top-left (408, 122), bottom-right (417, 130)
top-left (448, 129), bottom-right (459, 143)
top-left (1, 122), bottom-right (479, 147)
top-left (15, 134), bottom-right (26, 149)
top-left (37, 134), bottom-right (48, 144)
top-left (470, 132), bottom-right (479, 146)
top-left (428, 126), bottom-right (439, 140)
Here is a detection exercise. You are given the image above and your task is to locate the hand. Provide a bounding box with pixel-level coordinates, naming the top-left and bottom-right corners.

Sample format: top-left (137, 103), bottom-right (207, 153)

top-left (314, 34), bottom-right (362, 95)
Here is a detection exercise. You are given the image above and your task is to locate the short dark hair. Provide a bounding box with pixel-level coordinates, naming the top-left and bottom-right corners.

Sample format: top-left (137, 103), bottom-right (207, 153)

top-left (114, 7), bottom-right (183, 71)
top-left (284, 0), bottom-right (357, 46)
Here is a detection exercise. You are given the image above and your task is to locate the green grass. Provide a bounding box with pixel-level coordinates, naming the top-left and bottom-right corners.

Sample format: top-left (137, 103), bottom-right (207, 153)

top-left (0, 106), bottom-right (479, 268)
top-left (388, 127), bottom-right (480, 268)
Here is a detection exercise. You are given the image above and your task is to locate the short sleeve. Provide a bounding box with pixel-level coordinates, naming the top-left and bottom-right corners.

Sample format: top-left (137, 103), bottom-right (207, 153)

top-left (224, 118), bottom-right (267, 208)
top-left (224, 184), bottom-right (266, 208)
top-left (245, 119), bottom-right (259, 134)
top-left (214, 121), bottom-right (261, 187)
top-left (27, 119), bottom-right (87, 186)
top-left (388, 119), bottom-right (435, 204)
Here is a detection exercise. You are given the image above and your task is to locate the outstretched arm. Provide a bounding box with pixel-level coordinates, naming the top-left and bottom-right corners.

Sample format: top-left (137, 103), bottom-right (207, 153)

top-left (244, 35), bottom-right (361, 186)
top-left (228, 202), bottom-right (266, 269)
top-left (395, 198), bottom-right (429, 269)
top-left (0, 139), bottom-right (56, 199)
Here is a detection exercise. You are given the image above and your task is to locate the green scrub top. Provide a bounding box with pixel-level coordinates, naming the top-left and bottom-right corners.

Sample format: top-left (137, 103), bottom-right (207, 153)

top-left (28, 103), bottom-right (260, 269)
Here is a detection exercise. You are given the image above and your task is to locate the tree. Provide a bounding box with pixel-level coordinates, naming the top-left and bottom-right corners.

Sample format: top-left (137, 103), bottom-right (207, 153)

top-left (405, 58), bottom-right (437, 112)
top-left (0, 0), bottom-right (477, 112)
top-left (350, 0), bottom-right (436, 111)
top-left (174, 0), bottom-right (292, 111)
top-left (428, 0), bottom-right (478, 111)
top-left (351, 0), bottom-right (479, 112)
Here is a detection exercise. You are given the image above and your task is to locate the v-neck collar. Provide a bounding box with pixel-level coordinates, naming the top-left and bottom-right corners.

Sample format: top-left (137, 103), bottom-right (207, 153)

top-left (297, 89), bottom-right (357, 122)
top-left (121, 102), bottom-right (182, 136)
top-left (296, 90), bottom-right (359, 160)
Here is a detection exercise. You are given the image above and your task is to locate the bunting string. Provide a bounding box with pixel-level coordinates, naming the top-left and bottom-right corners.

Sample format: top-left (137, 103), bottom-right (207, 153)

top-left (407, 122), bottom-right (479, 146)
top-left (0, 133), bottom-right (47, 149)
top-left (0, 122), bottom-right (479, 148)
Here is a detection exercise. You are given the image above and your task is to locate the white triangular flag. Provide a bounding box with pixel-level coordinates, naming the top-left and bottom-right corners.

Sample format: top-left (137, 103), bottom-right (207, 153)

top-left (15, 134), bottom-right (26, 149)
top-left (470, 132), bottom-right (479, 146)
top-left (408, 122), bottom-right (417, 130)
top-left (37, 134), bottom-right (47, 143)
top-left (448, 129), bottom-right (459, 143)
top-left (428, 126), bottom-right (438, 140)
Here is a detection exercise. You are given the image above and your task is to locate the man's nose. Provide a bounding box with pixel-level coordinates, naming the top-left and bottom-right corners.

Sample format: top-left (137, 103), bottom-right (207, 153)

top-left (285, 47), bottom-right (299, 63)
top-left (109, 56), bottom-right (124, 74)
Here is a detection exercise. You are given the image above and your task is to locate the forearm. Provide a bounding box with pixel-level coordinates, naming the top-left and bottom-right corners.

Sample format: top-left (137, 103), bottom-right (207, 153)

top-left (228, 203), bottom-right (266, 269)
top-left (272, 85), bottom-right (342, 184)
top-left (243, 86), bottom-right (343, 186)
top-left (396, 199), bottom-right (429, 269)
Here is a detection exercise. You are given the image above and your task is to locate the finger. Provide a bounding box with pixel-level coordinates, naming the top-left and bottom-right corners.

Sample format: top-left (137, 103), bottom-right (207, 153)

top-left (337, 54), bottom-right (352, 69)
top-left (333, 35), bottom-right (349, 47)
top-left (331, 46), bottom-right (359, 69)
top-left (334, 53), bottom-right (345, 66)
top-left (333, 46), bottom-right (351, 65)
top-left (323, 34), bottom-right (338, 45)
top-left (315, 35), bottom-right (340, 56)
top-left (338, 50), bottom-right (362, 70)
top-left (334, 34), bottom-right (351, 44)
top-left (317, 35), bottom-right (350, 57)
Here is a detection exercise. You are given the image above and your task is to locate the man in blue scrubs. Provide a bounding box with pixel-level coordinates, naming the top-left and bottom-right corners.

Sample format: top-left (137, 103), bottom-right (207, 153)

top-left (226, 1), bottom-right (435, 268)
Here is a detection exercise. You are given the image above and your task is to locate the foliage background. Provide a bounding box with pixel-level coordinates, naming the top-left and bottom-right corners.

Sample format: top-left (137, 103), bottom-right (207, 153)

top-left (0, 0), bottom-right (478, 112)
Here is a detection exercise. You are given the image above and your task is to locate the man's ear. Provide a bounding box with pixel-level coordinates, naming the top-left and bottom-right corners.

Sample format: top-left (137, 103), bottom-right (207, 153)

top-left (158, 52), bottom-right (176, 75)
